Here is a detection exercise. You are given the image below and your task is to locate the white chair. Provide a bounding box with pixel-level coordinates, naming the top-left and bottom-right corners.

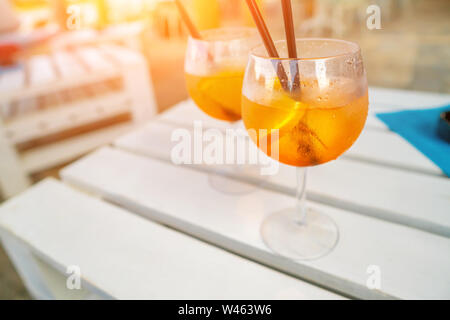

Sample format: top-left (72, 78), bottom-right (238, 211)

top-left (0, 44), bottom-right (157, 198)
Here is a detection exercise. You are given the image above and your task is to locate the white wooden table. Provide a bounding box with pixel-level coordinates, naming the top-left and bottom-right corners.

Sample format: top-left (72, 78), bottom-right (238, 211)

top-left (0, 87), bottom-right (449, 300)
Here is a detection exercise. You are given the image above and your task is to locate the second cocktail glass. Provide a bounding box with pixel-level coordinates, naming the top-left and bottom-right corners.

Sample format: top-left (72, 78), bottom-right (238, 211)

top-left (185, 27), bottom-right (258, 122)
top-left (184, 27), bottom-right (261, 194)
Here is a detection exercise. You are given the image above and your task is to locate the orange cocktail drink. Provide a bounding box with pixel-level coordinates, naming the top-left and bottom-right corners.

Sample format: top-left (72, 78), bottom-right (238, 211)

top-left (241, 38), bottom-right (369, 260)
top-left (242, 78), bottom-right (368, 166)
top-left (186, 69), bottom-right (245, 121)
top-left (184, 27), bottom-right (259, 122)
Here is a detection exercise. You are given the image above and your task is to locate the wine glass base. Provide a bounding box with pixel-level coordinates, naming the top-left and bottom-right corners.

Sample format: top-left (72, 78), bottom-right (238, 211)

top-left (261, 207), bottom-right (339, 260)
top-left (208, 164), bottom-right (268, 195)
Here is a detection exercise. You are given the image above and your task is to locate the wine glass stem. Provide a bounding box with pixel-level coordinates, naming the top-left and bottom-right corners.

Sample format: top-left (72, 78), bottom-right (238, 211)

top-left (295, 167), bottom-right (308, 224)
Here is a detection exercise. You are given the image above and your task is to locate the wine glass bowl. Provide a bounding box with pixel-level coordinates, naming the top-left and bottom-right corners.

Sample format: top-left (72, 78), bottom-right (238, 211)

top-left (242, 39), bottom-right (368, 167)
top-left (185, 27), bottom-right (259, 122)
top-left (183, 27), bottom-right (265, 194)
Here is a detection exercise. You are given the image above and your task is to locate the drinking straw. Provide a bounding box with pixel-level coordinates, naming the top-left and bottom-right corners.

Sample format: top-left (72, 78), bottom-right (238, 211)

top-left (245, 0), bottom-right (290, 92)
top-left (174, 0), bottom-right (202, 39)
top-left (280, 0), bottom-right (325, 153)
top-left (245, 0), bottom-right (325, 153)
top-left (281, 0), bottom-right (300, 93)
top-left (281, 0), bottom-right (296, 58)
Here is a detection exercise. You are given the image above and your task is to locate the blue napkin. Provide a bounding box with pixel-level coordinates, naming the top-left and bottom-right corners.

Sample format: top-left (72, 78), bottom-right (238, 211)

top-left (376, 105), bottom-right (450, 177)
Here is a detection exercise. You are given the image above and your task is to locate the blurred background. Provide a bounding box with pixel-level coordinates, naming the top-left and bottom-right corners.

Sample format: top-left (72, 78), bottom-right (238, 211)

top-left (0, 0), bottom-right (449, 299)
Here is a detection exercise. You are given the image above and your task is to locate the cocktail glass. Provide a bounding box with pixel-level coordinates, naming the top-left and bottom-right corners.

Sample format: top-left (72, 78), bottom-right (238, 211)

top-left (185, 27), bottom-right (263, 194)
top-left (242, 38), bottom-right (369, 259)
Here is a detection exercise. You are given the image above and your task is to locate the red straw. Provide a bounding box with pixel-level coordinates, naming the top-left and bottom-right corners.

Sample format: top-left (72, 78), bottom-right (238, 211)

top-left (281, 0), bottom-right (300, 93)
top-left (174, 0), bottom-right (202, 39)
top-left (281, 0), bottom-right (297, 58)
top-left (245, 0), bottom-right (290, 92)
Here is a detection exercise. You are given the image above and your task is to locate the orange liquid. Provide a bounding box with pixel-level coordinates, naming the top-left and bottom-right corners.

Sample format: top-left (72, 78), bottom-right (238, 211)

top-left (186, 69), bottom-right (245, 122)
top-left (242, 82), bottom-right (368, 166)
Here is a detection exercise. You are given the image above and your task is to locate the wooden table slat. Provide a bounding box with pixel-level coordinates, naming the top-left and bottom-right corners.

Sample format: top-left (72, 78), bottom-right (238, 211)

top-left (0, 179), bottom-right (342, 300)
top-left (114, 116), bottom-right (450, 237)
top-left (61, 147), bottom-right (450, 299)
top-left (347, 129), bottom-right (442, 176)
top-left (369, 87), bottom-right (450, 110)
